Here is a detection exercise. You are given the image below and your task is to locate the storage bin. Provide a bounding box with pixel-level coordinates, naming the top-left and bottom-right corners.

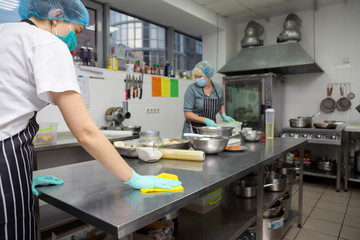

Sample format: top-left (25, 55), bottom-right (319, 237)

top-left (183, 188), bottom-right (222, 214)
top-left (33, 122), bottom-right (58, 146)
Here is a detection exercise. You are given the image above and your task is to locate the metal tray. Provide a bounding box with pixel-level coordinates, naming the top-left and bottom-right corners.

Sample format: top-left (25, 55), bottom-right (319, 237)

top-left (162, 138), bottom-right (191, 149)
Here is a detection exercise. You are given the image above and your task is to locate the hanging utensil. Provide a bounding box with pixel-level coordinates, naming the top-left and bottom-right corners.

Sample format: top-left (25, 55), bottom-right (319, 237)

top-left (320, 84), bottom-right (336, 113)
top-left (139, 74), bottom-right (143, 99)
top-left (336, 84), bottom-right (351, 111)
top-left (132, 75), bottom-right (136, 98)
top-left (347, 83), bottom-right (355, 100)
top-left (125, 74), bottom-right (129, 100)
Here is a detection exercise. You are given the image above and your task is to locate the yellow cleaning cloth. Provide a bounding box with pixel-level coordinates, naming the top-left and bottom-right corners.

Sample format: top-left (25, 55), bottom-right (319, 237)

top-left (140, 173), bottom-right (184, 193)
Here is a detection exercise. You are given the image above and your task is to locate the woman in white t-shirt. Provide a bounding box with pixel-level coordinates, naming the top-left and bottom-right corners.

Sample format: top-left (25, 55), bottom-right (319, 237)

top-left (0, 1), bottom-right (180, 239)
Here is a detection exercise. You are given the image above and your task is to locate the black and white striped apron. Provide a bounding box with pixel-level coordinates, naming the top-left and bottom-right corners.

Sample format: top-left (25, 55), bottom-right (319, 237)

top-left (0, 113), bottom-right (39, 240)
top-left (190, 85), bottom-right (221, 133)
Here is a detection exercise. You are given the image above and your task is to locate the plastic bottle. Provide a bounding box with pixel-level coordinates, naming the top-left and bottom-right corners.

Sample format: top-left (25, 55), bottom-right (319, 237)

top-left (170, 61), bottom-right (175, 77)
top-left (165, 61), bottom-right (170, 76)
top-left (265, 108), bottom-right (275, 139)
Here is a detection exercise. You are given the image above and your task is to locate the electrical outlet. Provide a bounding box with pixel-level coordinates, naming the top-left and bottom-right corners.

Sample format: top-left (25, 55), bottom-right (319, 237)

top-left (146, 107), bottom-right (160, 113)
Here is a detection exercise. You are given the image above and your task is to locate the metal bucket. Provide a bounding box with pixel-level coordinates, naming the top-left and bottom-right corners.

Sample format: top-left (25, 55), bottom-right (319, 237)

top-left (263, 209), bottom-right (285, 240)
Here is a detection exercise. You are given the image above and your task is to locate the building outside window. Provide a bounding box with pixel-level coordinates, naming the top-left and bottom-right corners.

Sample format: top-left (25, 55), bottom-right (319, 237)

top-left (174, 32), bottom-right (202, 72)
top-left (110, 10), bottom-right (166, 69)
top-left (0, 0), bottom-right (20, 24)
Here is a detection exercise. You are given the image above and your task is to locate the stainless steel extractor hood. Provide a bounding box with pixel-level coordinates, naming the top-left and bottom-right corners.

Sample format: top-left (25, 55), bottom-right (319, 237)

top-left (218, 41), bottom-right (323, 76)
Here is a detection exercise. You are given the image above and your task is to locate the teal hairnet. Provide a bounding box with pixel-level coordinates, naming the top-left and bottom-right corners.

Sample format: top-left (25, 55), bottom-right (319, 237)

top-left (194, 60), bottom-right (215, 78)
top-left (19, 0), bottom-right (89, 26)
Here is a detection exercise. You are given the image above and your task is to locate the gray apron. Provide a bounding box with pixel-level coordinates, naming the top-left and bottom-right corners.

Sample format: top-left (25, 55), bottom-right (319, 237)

top-left (190, 85), bottom-right (221, 133)
top-left (0, 113), bottom-right (39, 240)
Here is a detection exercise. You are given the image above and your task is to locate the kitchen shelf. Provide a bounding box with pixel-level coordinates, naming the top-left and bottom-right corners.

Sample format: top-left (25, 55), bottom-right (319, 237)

top-left (348, 171), bottom-right (360, 183)
top-left (175, 184), bottom-right (293, 240)
top-left (302, 168), bottom-right (337, 179)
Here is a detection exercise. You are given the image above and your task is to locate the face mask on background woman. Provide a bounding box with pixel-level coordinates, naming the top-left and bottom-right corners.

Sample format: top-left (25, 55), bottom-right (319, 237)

top-left (195, 77), bottom-right (207, 87)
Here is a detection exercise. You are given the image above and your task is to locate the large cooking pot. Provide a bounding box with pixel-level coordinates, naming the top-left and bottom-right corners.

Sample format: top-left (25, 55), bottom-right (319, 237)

top-left (289, 112), bottom-right (320, 128)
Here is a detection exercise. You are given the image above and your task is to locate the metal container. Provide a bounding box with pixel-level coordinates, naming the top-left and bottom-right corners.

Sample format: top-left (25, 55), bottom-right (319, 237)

top-left (279, 163), bottom-right (297, 184)
top-left (196, 126), bottom-right (234, 138)
top-left (289, 118), bottom-right (311, 128)
top-left (162, 138), bottom-right (191, 150)
top-left (116, 146), bottom-right (137, 158)
top-left (188, 136), bottom-right (229, 154)
top-left (317, 158), bottom-right (336, 172)
top-left (121, 125), bottom-right (141, 134)
top-left (263, 209), bottom-right (284, 240)
top-left (232, 180), bottom-right (257, 198)
top-left (264, 171), bottom-right (287, 192)
top-left (240, 130), bottom-right (265, 142)
top-left (263, 200), bottom-right (282, 218)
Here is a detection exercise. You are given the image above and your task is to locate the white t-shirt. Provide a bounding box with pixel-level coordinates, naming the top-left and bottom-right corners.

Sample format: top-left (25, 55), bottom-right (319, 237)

top-left (0, 22), bottom-right (81, 140)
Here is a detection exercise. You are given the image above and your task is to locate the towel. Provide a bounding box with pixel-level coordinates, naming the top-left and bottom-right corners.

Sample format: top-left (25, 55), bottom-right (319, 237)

top-left (140, 173), bottom-right (184, 193)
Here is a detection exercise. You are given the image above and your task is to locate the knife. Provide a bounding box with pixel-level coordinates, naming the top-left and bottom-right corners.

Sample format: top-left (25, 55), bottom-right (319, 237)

top-left (139, 74), bottom-right (143, 99)
top-left (125, 74), bottom-right (129, 100)
top-left (132, 75), bottom-right (136, 98)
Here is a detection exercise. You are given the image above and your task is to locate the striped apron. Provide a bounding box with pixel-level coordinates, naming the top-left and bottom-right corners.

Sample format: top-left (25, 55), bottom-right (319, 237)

top-left (0, 113), bottom-right (39, 240)
top-left (190, 86), bottom-right (221, 133)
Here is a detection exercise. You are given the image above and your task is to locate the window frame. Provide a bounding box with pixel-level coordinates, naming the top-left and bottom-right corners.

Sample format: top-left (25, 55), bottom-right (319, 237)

top-left (82, 0), bottom-right (104, 68)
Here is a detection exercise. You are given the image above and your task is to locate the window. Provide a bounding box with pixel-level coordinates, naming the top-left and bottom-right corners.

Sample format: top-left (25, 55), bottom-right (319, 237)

top-left (0, 0), bottom-right (20, 24)
top-left (75, 8), bottom-right (96, 66)
top-left (174, 32), bottom-right (202, 72)
top-left (110, 10), bottom-right (166, 68)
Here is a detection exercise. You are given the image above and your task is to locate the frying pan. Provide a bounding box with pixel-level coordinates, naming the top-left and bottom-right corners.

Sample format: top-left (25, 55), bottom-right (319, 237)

top-left (320, 84), bottom-right (336, 113)
top-left (336, 84), bottom-right (351, 111)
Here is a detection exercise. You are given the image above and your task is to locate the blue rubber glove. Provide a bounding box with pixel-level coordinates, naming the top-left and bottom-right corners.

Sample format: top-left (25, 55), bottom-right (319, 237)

top-left (204, 118), bottom-right (217, 127)
top-left (32, 175), bottom-right (64, 197)
top-left (123, 169), bottom-right (182, 190)
top-left (221, 113), bottom-right (235, 123)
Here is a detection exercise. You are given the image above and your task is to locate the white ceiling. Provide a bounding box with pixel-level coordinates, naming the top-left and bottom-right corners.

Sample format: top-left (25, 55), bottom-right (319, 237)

top-left (94, 0), bottom-right (343, 37)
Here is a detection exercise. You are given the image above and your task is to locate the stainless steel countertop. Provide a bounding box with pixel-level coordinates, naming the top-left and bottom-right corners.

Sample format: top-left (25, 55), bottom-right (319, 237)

top-left (34, 131), bottom-right (138, 151)
top-left (34, 138), bottom-right (307, 238)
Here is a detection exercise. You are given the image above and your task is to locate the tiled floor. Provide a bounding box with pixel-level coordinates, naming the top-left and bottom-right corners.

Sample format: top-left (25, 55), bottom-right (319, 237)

top-left (282, 178), bottom-right (360, 240)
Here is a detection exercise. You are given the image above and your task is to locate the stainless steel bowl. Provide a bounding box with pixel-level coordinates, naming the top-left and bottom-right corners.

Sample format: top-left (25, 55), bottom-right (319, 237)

top-left (121, 125), bottom-right (141, 134)
top-left (232, 180), bottom-right (257, 198)
top-left (196, 126), bottom-right (234, 138)
top-left (240, 130), bottom-right (265, 142)
top-left (189, 136), bottom-right (229, 154)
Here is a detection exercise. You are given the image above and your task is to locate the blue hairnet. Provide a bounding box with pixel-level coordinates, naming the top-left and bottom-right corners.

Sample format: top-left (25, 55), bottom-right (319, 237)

top-left (19, 0), bottom-right (89, 26)
top-left (194, 60), bottom-right (215, 78)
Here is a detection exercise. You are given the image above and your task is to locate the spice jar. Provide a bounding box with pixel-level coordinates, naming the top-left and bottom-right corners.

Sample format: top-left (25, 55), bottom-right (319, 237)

top-left (136, 131), bottom-right (164, 162)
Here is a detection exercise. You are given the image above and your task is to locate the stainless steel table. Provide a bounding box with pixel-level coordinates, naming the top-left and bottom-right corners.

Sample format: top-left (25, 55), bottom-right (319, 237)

top-left (344, 124), bottom-right (360, 191)
top-left (34, 138), bottom-right (306, 239)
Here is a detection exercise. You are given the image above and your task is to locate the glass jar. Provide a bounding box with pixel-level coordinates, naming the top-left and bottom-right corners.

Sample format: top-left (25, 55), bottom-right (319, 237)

top-left (136, 131), bottom-right (164, 162)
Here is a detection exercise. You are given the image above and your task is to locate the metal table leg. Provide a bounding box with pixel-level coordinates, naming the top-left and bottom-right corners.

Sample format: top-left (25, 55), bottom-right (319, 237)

top-left (344, 132), bottom-right (350, 192)
top-left (297, 149), bottom-right (304, 228)
top-left (256, 167), bottom-right (264, 240)
top-left (336, 145), bottom-right (342, 192)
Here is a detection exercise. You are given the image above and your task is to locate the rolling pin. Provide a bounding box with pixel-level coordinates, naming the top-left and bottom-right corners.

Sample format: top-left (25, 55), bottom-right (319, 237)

top-left (160, 149), bottom-right (205, 161)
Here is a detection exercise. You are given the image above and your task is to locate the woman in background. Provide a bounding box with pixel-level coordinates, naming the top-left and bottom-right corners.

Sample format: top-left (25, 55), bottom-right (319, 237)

top-left (182, 60), bottom-right (235, 137)
top-left (0, 1), bottom-right (180, 239)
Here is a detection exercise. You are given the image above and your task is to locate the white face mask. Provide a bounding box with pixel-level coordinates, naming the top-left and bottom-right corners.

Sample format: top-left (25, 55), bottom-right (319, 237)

top-left (195, 77), bottom-right (207, 87)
